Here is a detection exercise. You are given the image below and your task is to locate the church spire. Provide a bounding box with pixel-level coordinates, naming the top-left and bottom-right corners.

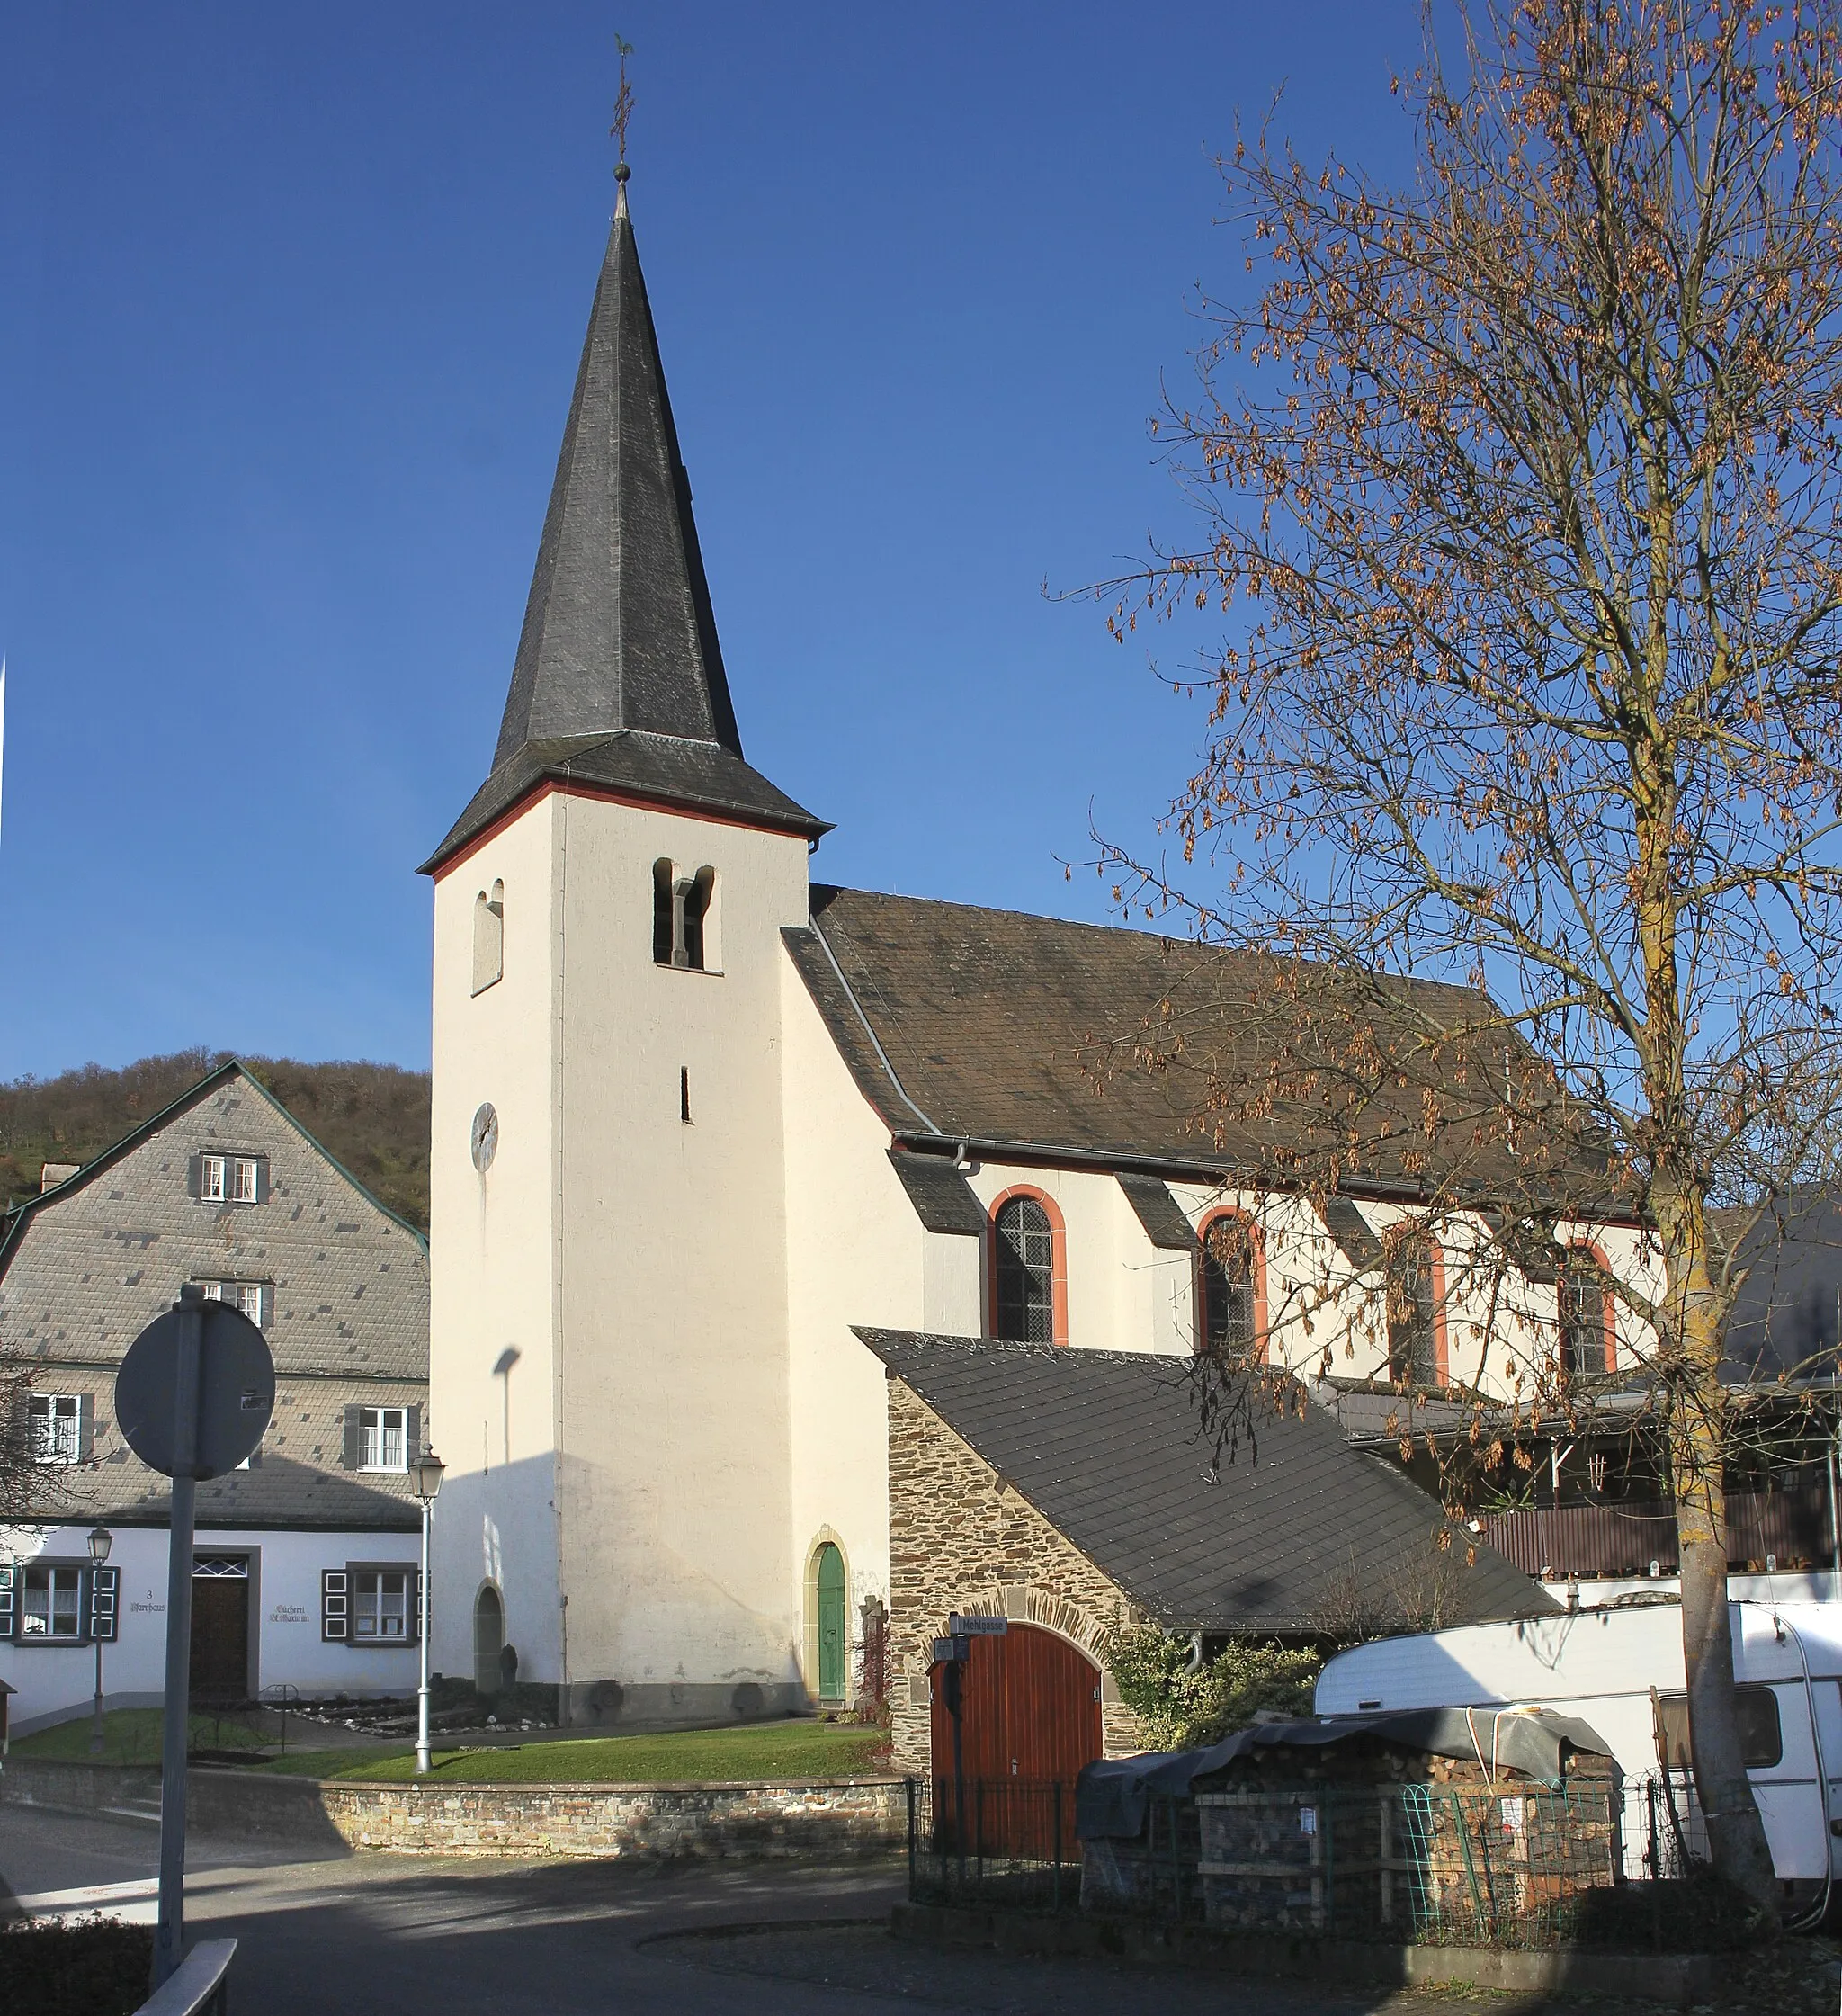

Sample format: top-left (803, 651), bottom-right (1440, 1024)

top-left (492, 178), bottom-right (743, 765)
top-left (423, 169), bottom-right (826, 876)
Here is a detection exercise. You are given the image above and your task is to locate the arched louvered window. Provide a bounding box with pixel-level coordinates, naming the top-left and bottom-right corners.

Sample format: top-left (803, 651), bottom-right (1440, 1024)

top-left (471, 880), bottom-right (504, 995)
top-left (992, 1193), bottom-right (1060, 1344)
top-left (1199, 1211), bottom-right (1261, 1361)
top-left (652, 859), bottom-right (717, 971)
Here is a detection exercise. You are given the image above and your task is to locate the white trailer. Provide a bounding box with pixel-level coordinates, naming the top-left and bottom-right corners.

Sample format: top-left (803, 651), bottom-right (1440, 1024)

top-left (1317, 1599), bottom-right (1842, 1905)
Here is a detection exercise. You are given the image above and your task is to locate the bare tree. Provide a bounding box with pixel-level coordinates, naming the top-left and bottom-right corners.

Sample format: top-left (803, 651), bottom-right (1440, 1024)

top-left (1095, 0), bottom-right (1842, 1909)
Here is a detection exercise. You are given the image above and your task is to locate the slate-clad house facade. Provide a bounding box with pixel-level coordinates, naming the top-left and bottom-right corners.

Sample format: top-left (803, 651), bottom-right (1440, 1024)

top-left (0, 1062), bottom-right (430, 1733)
top-left (420, 168), bottom-right (1589, 1769)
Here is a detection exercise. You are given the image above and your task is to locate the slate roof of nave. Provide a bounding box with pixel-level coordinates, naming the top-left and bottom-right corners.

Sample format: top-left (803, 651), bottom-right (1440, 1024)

top-left (858, 1329), bottom-right (1551, 1635)
top-left (787, 884), bottom-right (1609, 1202)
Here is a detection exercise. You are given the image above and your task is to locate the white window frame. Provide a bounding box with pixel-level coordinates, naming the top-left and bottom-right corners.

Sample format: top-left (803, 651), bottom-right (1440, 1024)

top-left (351, 1566), bottom-right (413, 1643)
top-left (28, 1393), bottom-right (83, 1465)
top-left (360, 1406), bottom-right (408, 1474)
top-left (200, 1155), bottom-right (227, 1203)
top-left (22, 1564), bottom-right (85, 1641)
top-left (232, 1157), bottom-right (260, 1203)
top-left (237, 1283), bottom-right (264, 1324)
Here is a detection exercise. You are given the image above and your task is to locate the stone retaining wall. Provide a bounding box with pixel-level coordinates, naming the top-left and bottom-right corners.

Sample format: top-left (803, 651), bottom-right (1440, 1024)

top-left (0, 1755), bottom-right (906, 1862)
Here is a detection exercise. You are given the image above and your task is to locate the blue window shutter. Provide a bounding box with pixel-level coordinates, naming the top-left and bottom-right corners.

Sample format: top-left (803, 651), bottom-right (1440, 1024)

top-left (90, 1566), bottom-right (118, 1643)
top-left (322, 1569), bottom-right (348, 1642)
top-left (255, 1160), bottom-right (271, 1204)
top-left (0, 1564), bottom-right (15, 1640)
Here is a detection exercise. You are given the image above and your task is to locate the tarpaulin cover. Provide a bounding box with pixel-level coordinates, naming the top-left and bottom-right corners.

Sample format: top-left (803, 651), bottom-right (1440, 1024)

top-left (1076, 1707), bottom-right (1616, 1841)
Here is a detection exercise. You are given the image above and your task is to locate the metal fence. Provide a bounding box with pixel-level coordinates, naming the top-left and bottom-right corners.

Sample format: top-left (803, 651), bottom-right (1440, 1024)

top-left (907, 1773), bottom-right (1713, 1949)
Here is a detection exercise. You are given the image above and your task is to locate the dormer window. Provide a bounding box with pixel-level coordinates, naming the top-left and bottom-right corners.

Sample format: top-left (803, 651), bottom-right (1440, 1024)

top-left (652, 860), bottom-right (718, 971)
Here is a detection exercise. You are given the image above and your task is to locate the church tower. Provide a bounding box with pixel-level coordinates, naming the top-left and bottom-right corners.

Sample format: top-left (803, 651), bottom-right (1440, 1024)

top-left (421, 169), bottom-right (827, 1725)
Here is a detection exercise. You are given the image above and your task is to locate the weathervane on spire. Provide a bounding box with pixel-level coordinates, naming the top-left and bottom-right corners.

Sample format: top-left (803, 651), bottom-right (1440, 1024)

top-left (611, 33), bottom-right (634, 186)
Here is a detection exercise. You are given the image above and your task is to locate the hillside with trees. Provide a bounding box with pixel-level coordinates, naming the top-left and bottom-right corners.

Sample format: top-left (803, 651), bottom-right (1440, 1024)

top-left (0, 1051), bottom-right (431, 1232)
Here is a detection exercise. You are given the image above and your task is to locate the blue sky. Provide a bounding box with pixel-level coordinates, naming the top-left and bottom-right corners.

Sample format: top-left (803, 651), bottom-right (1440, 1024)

top-left (0, 3), bottom-right (1419, 1079)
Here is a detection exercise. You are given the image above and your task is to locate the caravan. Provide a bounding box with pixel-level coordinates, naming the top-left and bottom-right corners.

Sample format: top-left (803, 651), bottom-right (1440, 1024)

top-left (1316, 1599), bottom-right (1842, 1904)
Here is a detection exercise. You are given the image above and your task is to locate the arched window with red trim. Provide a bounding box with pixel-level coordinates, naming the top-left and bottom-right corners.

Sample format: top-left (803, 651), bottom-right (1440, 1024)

top-left (989, 1188), bottom-right (1067, 1346)
top-left (1558, 1243), bottom-right (1615, 1382)
top-left (1197, 1209), bottom-right (1268, 1362)
top-left (1387, 1233), bottom-right (1447, 1387)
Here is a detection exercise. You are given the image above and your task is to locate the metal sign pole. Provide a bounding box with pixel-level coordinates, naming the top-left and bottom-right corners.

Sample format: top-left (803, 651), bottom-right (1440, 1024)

top-left (151, 1296), bottom-right (202, 1990)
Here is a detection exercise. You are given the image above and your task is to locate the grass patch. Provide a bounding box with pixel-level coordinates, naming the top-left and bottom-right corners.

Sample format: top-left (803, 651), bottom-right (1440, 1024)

top-left (12, 1707), bottom-right (272, 1766)
top-left (257, 1717), bottom-right (888, 1785)
top-left (0, 1915), bottom-right (153, 2015)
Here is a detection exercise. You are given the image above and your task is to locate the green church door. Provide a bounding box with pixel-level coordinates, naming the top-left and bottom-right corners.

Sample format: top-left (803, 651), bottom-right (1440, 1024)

top-left (816, 1545), bottom-right (846, 1703)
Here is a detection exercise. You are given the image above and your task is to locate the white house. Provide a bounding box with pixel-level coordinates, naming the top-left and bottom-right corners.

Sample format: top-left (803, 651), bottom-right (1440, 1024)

top-left (0, 1062), bottom-right (430, 1734)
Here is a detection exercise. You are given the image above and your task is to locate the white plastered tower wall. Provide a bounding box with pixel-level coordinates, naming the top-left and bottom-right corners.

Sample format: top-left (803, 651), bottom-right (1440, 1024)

top-left (548, 793), bottom-right (810, 1725)
top-left (427, 797), bottom-right (564, 1694)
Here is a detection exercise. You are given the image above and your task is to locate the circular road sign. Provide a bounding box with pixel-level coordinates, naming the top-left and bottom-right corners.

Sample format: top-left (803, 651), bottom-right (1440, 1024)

top-left (115, 1300), bottom-right (276, 1480)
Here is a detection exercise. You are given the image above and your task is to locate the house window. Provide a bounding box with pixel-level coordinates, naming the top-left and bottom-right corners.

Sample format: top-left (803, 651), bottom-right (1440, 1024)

top-left (1387, 1236), bottom-right (1442, 1386)
top-left (992, 1193), bottom-right (1060, 1344)
top-left (651, 859), bottom-right (717, 971)
top-left (472, 880), bottom-right (505, 995)
top-left (22, 1564), bottom-right (85, 1641)
top-left (28, 1393), bottom-right (85, 1465)
top-left (196, 1281), bottom-right (268, 1328)
top-left (193, 1153), bottom-right (264, 1204)
top-left (351, 1567), bottom-right (414, 1642)
top-left (1198, 1212), bottom-right (1260, 1360)
top-left (361, 1407), bottom-right (408, 1472)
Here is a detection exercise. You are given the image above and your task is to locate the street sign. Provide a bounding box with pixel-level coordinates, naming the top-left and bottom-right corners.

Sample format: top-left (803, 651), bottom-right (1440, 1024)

top-left (116, 1298), bottom-right (274, 1479)
top-left (932, 1635), bottom-right (970, 1664)
top-left (114, 1288), bottom-right (276, 1992)
top-left (948, 1613), bottom-right (1006, 1637)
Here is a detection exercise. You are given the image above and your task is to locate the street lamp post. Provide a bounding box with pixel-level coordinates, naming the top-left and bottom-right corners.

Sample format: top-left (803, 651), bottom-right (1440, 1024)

top-left (86, 1525), bottom-right (112, 1755)
top-left (409, 1447), bottom-right (445, 1776)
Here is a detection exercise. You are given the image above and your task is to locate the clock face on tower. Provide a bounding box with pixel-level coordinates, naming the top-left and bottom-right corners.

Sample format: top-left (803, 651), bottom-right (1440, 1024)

top-left (470, 1102), bottom-right (499, 1173)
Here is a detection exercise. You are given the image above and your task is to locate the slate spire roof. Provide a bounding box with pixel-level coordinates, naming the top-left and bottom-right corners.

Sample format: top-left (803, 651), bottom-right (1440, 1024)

top-left (423, 181), bottom-right (824, 874)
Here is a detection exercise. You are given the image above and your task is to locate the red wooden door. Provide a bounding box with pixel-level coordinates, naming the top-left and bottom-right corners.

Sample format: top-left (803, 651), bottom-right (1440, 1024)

top-left (929, 1625), bottom-right (1101, 1856)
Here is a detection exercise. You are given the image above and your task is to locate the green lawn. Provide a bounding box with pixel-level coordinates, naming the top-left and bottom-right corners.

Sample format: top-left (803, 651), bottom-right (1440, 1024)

top-left (261, 1718), bottom-right (889, 1784)
top-left (12, 1707), bottom-right (272, 1767)
top-left (12, 1708), bottom-right (889, 1785)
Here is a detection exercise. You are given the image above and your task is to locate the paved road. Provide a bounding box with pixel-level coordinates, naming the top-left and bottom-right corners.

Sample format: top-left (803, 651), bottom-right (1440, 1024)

top-left (4, 1803), bottom-right (1835, 2013)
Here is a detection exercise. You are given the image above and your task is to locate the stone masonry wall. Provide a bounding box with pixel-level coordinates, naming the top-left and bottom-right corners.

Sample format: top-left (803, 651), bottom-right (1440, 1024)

top-left (0, 1755), bottom-right (904, 1862)
top-left (886, 1377), bottom-right (1149, 1774)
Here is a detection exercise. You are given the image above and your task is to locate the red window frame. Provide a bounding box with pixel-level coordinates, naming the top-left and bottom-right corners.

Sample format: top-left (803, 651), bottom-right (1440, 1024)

top-left (1195, 1207), bottom-right (1270, 1362)
top-left (1558, 1240), bottom-right (1618, 1377)
top-left (987, 1186), bottom-right (1069, 1348)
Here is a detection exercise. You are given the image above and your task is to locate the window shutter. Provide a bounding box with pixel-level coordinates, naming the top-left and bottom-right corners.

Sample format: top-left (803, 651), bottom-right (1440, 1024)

top-left (76, 1393), bottom-right (95, 1463)
top-left (255, 1160), bottom-right (271, 1204)
top-left (322, 1569), bottom-right (349, 1642)
top-left (406, 1405), bottom-right (422, 1464)
top-left (0, 1564), bottom-right (14, 1640)
top-left (413, 1569), bottom-right (424, 1646)
top-left (187, 1154), bottom-right (204, 1200)
top-left (90, 1566), bottom-right (118, 1644)
top-left (340, 1406), bottom-right (362, 1471)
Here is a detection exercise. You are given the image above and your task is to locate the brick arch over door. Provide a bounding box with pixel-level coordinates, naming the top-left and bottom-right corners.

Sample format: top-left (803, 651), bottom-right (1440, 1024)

top-left (928, 1621), bottom-right (1101, 1788)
